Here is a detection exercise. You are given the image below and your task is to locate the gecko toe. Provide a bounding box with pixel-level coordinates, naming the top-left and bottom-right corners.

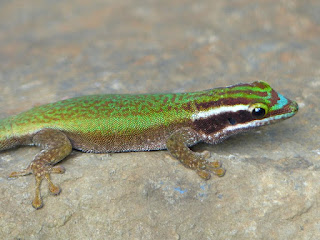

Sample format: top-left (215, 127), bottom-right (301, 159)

top-left (51, 165), bottom-right (65, 174)
top-left (200, 150), bottom-right (211, 159)
top-left (207, 160), bottom-right (222, 168)
top-left (212, 167), bottom-right (226, 177)
top-left (45, 173), bottom-right (62, 195)
top-left (32, 196), bottom-right (44, 209)
top-left (196, 169), bottom-right (211, 180)
top-left (8, 167), bottom-right (33, 179)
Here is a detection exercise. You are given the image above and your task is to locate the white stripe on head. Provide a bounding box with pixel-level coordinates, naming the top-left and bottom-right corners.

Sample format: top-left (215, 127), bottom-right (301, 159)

top-left (191, 104), bottom-right (249, 121)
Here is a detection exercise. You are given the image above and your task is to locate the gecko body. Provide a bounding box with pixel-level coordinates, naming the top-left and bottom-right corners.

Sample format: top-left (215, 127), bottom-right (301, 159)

top-left (1, 81), bottom-right (298, 209)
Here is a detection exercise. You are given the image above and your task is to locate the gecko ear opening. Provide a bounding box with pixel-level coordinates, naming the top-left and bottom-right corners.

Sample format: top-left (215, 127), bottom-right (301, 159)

top-left (228, 118), bottom-right (237, 125)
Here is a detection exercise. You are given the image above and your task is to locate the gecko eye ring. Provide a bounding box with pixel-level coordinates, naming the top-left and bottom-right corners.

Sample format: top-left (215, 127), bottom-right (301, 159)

top-left (249, 103), bottom-right (268, 119)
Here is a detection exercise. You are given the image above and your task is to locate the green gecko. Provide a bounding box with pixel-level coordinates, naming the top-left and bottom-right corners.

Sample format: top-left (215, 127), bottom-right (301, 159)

top-left (0, 81), bottom-right (298, 209)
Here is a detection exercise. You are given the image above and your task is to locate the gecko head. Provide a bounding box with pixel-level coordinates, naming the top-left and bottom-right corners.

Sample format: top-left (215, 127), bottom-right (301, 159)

top-left (230, 81), bottom-right (299, 125)
top-left (192, 81), bottom-right (298, 143)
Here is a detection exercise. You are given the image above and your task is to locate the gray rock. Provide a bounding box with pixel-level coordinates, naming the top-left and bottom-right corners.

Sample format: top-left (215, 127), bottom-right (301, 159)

top-left (0, 0), bottom-right (319, 239)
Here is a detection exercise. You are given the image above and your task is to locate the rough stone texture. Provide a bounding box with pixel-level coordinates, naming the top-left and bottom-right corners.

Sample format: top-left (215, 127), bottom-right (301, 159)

top-left (0, 0), bottom-right (319, 239)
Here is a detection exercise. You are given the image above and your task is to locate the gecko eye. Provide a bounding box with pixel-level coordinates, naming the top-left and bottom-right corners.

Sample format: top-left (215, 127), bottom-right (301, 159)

top-left (249, 103), bottom-right (268, 119)
top-left (252, 108), bottom-right (266, 119)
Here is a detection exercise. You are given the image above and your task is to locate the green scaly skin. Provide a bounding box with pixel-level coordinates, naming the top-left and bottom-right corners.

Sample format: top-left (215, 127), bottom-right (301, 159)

top-left (1, 81), bottom-right (298, 209)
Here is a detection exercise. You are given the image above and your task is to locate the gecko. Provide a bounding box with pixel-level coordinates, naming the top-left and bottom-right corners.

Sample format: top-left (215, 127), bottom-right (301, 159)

top-left (0, 81), bottom-right (298, 209)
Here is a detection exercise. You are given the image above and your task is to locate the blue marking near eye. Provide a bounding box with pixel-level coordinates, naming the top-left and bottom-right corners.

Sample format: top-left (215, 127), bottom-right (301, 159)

top-left (271, 93), bottom-right (288, 110)
top-left (278, 93), bottom-right (288, 106)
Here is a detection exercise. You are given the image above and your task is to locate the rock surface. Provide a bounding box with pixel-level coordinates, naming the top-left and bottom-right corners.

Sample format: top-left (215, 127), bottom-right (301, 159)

top-left (0, 0), bottom-right (319, 239)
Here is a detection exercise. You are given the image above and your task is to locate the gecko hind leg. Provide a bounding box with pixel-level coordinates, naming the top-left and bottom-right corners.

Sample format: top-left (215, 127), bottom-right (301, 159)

top-left (9, 129), bottom-right (72, 209)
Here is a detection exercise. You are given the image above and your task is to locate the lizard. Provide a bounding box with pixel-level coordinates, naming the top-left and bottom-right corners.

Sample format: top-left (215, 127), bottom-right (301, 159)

top-left (0, 81), bottom-right (298, 209)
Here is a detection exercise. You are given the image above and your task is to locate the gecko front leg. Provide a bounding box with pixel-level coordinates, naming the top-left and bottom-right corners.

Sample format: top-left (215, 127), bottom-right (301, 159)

top-left (9, 129), bottom-right (72, 209)
top-left (166, 128), bottom-right (225, 180)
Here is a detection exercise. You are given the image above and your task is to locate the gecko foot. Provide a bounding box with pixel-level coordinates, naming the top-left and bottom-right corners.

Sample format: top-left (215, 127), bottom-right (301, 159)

top-left (194, 151), bottom-right (225, 179)
top-left (196, 159), bottom-right (226, 180)
top-left (9, 164), bottom-right (65, 209)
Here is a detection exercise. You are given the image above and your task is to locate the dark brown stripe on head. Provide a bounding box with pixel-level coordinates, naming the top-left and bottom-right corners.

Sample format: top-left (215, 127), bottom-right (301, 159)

top-left (192, 110), bottom-right (253, 135)
top-left (270, 89), bottom-right (280, 107)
